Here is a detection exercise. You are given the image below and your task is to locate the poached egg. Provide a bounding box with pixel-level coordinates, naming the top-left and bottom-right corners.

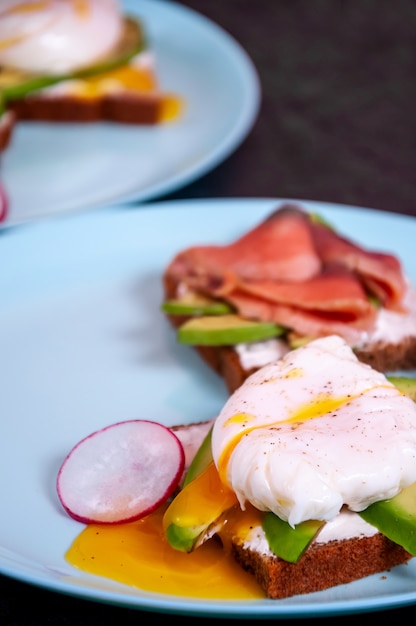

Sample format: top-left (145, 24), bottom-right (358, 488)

top-left (0, 0), bottom-right (123, 75)
top-left (211, 335), bottom-right (416, 527)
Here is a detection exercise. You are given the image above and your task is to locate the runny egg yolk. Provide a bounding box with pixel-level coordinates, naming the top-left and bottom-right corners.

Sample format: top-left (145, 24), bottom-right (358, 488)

top-left (57, 65), bottom-right (183, 122)
top-left (75, 65), bottom-right (159, 94)
top-left (65, 462), bottom-right (263, 598)
top-left (65, 501), bottom-right (263, 599)
top-left (3, 1), bottom-right (89, 17)
top-left (162, 461), bottom-right (237, 529)
top-left (217, 393), bottom-right (357, 486)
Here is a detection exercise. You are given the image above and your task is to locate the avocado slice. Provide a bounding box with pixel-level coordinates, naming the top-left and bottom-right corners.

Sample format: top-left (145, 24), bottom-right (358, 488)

top-left (162, 294), bottom-right (233, 316)
top-left (0, 16), bottom-right (146, 102)
top-left (164, 519), bottom-right (210, 553)
top-left (163, 461), bottom-right (238, 552)
top-left (182, 426), bottom-right (213, 487)
top-left (262, 513), bottom-right (324, 563)
top-left (387, 376), bottom-right (416, 402)
top-left (166, 427), bottom-right (216, 550)
top-left (358, 482), bottom-right (416, 555)
top-left (177, 314), bottom-right (285, 346)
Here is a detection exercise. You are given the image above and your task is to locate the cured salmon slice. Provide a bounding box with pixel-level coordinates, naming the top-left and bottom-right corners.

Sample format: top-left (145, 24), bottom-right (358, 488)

top-left (168, 206), bottom-right (321, 285)
top-left (224, 291), bottom-right (378, 345)
top-left (223, 267), bottom-right (373, 315)
top-left (310, 219), bottom-right (407, 310)
top-left (163, 204), bottom-right (407, 343)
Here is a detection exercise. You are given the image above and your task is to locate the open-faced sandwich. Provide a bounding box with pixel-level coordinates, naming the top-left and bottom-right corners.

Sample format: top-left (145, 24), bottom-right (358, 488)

top-left (56, 336), bottom-right (416, 599)
top-left (162, 203), bottom-right (416, 393)
top-left (163, 335), bottom-right (416, 598)
top-left (0, 0), bottom-right (182, 149)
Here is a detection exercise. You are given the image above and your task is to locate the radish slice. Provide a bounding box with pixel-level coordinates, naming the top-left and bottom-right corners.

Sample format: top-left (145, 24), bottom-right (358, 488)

top-left (56, 420), bottom-right (185, 524)
top-left (0, 182), bottom-right (8, 223)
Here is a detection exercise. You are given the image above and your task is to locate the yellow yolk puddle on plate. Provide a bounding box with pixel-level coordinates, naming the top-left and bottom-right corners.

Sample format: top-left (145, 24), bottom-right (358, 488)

top-left (65, 503), bottom-right (263, 599)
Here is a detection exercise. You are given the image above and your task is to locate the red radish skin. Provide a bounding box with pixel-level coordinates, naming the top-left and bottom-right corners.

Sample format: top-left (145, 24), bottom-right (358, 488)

top-left (0, 182), bottom-right (8, 223)
top-left (56, 420), bottom-right (185, 524)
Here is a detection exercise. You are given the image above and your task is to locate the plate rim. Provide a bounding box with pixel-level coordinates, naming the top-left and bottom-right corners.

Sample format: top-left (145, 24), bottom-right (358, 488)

top-left (1, 197), bottom-right (416, 618)
top-left (1, 0), bottom-right (261, 227)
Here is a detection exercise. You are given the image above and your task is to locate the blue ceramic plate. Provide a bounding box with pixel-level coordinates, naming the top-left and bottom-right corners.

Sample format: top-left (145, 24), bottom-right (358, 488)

top-left (1, 0), bottom-right (260, 225)
top-left (0, 198), bottom-right (415, 618)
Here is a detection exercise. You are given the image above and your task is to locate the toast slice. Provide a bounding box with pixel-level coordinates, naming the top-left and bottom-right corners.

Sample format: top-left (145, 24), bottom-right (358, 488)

top-left (169, 418), bottom-right (412, 599)
top-left (7, 88), bottom-right (174, 125)
top-left (162, 204), bottom-right (416, 393)
top-left (231, 522), bottom-right (411, 599)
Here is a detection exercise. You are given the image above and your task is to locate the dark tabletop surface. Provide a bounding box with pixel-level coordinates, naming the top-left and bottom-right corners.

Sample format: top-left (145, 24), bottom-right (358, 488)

top-left (2, 0), bottom-right (416, 624)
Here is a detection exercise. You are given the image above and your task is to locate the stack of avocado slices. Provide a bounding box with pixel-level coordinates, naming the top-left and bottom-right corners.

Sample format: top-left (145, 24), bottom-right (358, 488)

top-left (162, 293), bottom-right (287, 346)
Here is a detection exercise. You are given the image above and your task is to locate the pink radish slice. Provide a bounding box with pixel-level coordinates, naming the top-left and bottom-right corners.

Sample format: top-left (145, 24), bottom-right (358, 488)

top-left (0, 182), bottom-right (8, 223)
top-left (56, 420), bottom-right (185, 524)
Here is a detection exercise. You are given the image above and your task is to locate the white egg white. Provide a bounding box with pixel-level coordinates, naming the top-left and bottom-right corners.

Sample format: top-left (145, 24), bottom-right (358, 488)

top-left (0, 0), bottom-right (123, 74)
top-left (211, 335), bottom-right (416, 527)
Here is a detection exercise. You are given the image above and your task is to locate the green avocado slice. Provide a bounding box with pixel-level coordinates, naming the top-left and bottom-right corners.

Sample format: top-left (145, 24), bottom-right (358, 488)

top-left (165, 428), bottom-right (215, 551)
top-left (0, 16), bottom-right (146, 102)
top-left (165, 521), bottom-right (211, 553)
top-left (262, 513), bottom-right (325, 563)
top-left (162, 295), bottom-right (233, 316)
top-left (183, 426), bottom-right (213, 487)
top-left (177, 314), bottom-right (285, 346)
top-left (358, 482), bottom-right (416, 555)
top-left (387, 376), bottom-right (416, 402)
top-left (163, 461), bottom-right (237, 553)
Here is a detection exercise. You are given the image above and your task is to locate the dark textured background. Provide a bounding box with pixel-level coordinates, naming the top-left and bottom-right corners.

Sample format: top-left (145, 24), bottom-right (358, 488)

top-left (2, 0), bottom-right (416, 624)
top-left (163, 0), bottom-right (416, 217)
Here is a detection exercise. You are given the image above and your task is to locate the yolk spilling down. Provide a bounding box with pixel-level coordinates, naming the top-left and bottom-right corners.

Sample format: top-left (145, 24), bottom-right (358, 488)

top-left (66, 502), bottom-right (263, 599)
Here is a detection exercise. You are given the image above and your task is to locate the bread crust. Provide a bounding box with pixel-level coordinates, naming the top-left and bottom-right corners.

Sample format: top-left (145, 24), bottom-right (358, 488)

top-left (232, 533), bottom-right (412, 599)
top-left (355, 336), bottom-right (416, 373)
top-left (8, 91), bottom-right (163, 125)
